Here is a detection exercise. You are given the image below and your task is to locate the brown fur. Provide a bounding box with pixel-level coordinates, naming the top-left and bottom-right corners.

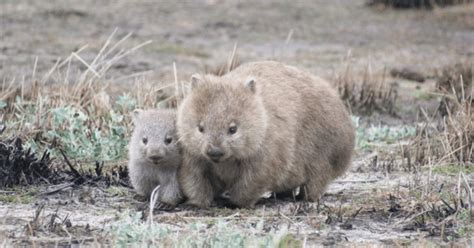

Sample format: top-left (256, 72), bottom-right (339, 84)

top-left (177, 61), bottom-right (355, 208)
top-left (128, 109), bottom-right (182, 207)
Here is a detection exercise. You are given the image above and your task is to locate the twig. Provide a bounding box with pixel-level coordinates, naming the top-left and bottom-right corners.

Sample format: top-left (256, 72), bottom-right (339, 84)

top-left (38, 183), bottom-right (75, 196)
top-left (227, 42), bottom-right (238, 73)
top-left (173, 62), bottom-right (180, 106)
top-left (72, 52), bottom-right (100, 78)
top-left (460, 172), bottom-right (473, 220)
top-left (395, 210), bottom-right (431, 226)
top-left (341, 207), bottom-right (363, 228)
top-left (148, 185), bottom-right (161, 225)
top-left (59, 149), bottom-right (81, 178)
top-left (279, 211), bottom-right (296, 224)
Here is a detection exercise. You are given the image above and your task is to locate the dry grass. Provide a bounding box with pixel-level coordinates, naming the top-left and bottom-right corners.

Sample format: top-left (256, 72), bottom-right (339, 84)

top-left (441, 94), bottom-right (473, 164)
top-left (0, 31), bottom-right (176, 160)
top-left (336, 64), bottom-right (398, 116)
top-left (436, 62), bottom-right (473, 164)
top-left (436, 62), bottom-right (473, 115)
top-left (408, 62), bottom-right (473, 166)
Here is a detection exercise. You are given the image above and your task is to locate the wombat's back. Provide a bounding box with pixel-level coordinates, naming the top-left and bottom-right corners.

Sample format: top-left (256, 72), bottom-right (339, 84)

top-left (224, 61), bottom-right (354, 178)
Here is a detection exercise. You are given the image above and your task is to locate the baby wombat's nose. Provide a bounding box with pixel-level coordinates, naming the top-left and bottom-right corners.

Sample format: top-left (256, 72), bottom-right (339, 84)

top-left (206, 146), bottom-right (224, 160)
top-left (148, 155), bottom-right (163, 162)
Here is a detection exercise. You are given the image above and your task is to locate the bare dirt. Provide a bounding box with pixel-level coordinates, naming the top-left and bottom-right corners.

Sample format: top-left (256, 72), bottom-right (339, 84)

top-left (1, 0), bottom-right (473, 80)
top-left (1, 0), bottom-right (474, 246)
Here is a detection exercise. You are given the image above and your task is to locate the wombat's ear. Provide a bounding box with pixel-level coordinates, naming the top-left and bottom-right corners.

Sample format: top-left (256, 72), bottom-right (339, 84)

top-left (132, 109), bottom-right (142, 123)
top-left (245, 77), bottom-right (257, 94)
top-left (190, 74), bottom-right (203, 90)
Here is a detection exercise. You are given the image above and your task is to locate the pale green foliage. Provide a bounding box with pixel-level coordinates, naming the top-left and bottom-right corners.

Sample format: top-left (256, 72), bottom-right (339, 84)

top-left (108, 211), bottom-right (297, 248)
top-left (352, 116), bottom-right (416, 148)
top-left (0, 100), bottom-right (6, 109)
top-left (7, 93), bottom-right (136, 162)
top-left (456, 208), bottom-right (472, 238)
top-left (44, 106), bottom-right (128, 161)
top-left (115, 94), bottom-right (137, 113)
top-left (366, 125), bottom-right (415, 143)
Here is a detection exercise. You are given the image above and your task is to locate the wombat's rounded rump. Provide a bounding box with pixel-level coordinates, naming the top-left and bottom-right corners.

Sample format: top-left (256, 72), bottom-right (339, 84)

top-left (177, 61), bottom-right (355, 208)
top-left (128, 109), bottom-right (182, 207)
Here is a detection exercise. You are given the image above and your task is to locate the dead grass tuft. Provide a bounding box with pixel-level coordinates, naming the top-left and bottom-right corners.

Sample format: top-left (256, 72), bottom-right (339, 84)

top-left (441, 95), bottom-right (473, 164)
top-left (409, 100), bottom-right (472, 167)
top-left (407, 62), bottom-right (473, 166)
top-left (436, 62), bottom-right (473, 116)
top-left (336, 65), bottom-right (398, 116)
top-left (437, 63), bottom-right (473, 164)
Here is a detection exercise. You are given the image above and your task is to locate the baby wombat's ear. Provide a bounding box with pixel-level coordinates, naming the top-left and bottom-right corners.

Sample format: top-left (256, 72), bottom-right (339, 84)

top-left (244, 77), bottom-right (257, 94)
top-left (190, 74), bottom-right (203, 90)
top-left (132, 109), bottom-right (143, 124)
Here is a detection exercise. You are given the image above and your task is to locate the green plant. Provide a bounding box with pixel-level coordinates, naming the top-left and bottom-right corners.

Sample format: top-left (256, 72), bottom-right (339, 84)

top-left (107, 211), bottom-right (296, 248)
top-left (453, 208), bottom-right (472, 238)
top-left (115, 94), bottom-right (137, 113)
top-left (5, 94), bottom-right (134, 163)
top-left (44, 106), bottom-right (128, 162)
top-left (366, 125), bottom-right (416, 144)
top-left (354, 120), bottom-right (416, 148)
top-left (0, 100), bottom-right (6, 109)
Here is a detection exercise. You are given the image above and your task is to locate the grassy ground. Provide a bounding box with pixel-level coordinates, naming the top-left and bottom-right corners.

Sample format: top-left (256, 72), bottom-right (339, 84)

top-left (1, 0), bottom-right (473, 247)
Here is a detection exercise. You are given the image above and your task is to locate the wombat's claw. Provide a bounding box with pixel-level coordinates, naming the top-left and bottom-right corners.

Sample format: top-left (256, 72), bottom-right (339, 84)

top-left (156, 202), bottom-right (175, 211)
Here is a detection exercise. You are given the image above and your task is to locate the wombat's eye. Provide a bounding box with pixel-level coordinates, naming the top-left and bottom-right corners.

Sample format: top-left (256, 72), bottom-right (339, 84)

top-left (142, 137), bottom-right (148, 145)
top-left (164, 137), bottom-right (172, 145)
top-left (228, 124), bottom-right (237, 135)
top-left (198, 124), bottom-right (204, 133)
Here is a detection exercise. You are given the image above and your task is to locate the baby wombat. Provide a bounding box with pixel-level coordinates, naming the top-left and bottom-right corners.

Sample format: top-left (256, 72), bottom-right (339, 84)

top-left (177, 61), bottom-right (355, 208)
top-left (128, 109), bottom-right (182, 209)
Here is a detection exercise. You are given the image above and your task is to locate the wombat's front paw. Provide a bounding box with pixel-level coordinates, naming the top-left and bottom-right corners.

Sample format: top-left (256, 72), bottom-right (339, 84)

top-left (156, 202), bottom-right (176, 211)
top-left (179, 201), bottom-right (207, 211)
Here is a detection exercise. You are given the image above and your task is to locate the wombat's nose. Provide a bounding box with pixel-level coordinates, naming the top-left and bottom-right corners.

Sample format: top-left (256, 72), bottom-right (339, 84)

top-left (206, 147), bottom-right (224, 160)
top-left (148, 155), bottom-right (163, 162)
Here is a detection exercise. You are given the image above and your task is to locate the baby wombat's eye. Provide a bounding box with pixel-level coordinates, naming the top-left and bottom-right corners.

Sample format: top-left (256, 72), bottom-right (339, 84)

top-left (164, 136), bottom-right (173, 145)
top-left (198, 123), bottom-right (204, 133)
top-left (142, 137), bottom-right (148, 145)
top-left (228, 123), bottom-right (237, 135)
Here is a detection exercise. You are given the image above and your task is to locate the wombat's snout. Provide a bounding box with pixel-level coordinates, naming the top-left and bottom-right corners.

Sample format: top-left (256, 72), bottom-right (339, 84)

top-left (148, 155), bottom-right (163, 162)
top-left (146, 147), bottom-right (165, 163)
top-left (206, 146), bottom-right (224, 162)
